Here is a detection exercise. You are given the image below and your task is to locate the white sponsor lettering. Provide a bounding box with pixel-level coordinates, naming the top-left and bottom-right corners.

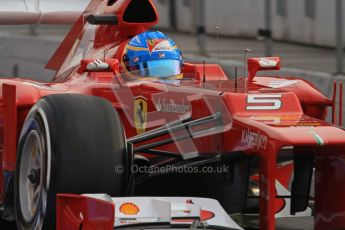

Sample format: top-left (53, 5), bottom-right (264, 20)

top-left (152, 40), bottom-right (172, 52)
top-left (86, 59), bottom-right (109, 71)
top-left (255, 80), bottom-right (298, 89)
top-left (267, 80), bottom-right (298, 89)
top-left (241, 129), bottom-right (268, 150)
top-left (156, 99), bottom-right (191, 114)
top-left (22, 82), bottom-right (59, 90)
top-left (258, 58), bottom-right (278, 68)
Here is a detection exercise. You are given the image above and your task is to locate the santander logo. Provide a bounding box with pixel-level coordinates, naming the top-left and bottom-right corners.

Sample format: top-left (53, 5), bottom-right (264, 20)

top-left (155, 98), bottom-right (191, 114)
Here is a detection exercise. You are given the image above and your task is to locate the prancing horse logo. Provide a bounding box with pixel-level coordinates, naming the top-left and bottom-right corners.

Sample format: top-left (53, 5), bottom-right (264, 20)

top-left (134, 96), bottom-right (148, 134)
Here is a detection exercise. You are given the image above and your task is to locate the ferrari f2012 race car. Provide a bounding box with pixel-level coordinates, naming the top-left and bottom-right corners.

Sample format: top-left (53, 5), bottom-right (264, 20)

top-left (0, 0), bottom-right (345, 230)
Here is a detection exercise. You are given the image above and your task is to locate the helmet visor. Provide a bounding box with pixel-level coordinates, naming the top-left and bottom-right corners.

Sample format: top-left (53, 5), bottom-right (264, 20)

top-left (135, 60), bottom-right (182, 78)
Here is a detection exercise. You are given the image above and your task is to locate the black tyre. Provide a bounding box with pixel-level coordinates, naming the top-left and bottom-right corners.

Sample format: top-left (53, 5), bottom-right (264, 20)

top-left (0, 218), bottom-right (17, 230)
top-left (14, 94), bottom-right (127, 230)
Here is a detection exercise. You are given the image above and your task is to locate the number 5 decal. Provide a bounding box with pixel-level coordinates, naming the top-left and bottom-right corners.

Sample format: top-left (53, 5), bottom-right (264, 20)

top-left (246, 94), bottom-right (282, 110)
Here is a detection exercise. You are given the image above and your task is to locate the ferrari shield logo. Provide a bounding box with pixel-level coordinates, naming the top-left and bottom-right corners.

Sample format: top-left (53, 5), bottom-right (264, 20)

top-left (147, 38), bottom-right (164, 53)
top-left (134, 96), bottom-right (147, 134)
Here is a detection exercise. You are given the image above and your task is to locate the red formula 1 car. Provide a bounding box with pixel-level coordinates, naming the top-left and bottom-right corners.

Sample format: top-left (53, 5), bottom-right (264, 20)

top-left (1, 0), bottom-right (345, 229)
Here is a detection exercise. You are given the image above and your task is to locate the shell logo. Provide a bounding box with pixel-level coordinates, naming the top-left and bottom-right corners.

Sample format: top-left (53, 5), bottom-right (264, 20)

top-left (119, 203), bottom-right (140, 215)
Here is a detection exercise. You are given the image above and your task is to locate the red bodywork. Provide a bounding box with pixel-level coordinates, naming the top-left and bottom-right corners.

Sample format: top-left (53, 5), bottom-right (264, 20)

top-left (1, 0), bottom-right (345, 229)
top-left (56, 194), bottom-right (115, 230)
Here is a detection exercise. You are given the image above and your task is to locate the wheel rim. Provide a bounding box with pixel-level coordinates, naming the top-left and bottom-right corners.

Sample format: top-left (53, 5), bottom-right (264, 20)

top-left (19, 130), bottom-right (45, 223)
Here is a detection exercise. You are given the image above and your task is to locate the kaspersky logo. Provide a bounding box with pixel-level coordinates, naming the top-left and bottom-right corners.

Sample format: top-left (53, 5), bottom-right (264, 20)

top-left (155, 98), bottom-right (191, 114)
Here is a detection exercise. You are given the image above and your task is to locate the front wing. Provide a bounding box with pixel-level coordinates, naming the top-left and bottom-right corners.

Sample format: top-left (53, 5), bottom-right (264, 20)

top-left (56, 194), bottom-right (243, 230)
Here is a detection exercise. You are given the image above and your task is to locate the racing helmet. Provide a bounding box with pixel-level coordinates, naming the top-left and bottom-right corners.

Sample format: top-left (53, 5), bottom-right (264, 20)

top-left (122, 31), bottom-right (183, 80)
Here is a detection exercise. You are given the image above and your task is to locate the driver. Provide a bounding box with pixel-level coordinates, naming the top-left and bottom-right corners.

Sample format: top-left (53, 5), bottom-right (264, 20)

top-left (120, 31), bottom-right (183, 82)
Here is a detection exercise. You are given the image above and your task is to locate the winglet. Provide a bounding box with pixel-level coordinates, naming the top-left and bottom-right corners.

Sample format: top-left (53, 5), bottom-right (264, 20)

top-left (247, 57), bottom-right (281, 82)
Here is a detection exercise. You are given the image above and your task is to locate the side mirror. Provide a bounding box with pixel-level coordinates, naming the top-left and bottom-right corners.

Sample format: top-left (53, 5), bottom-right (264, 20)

top-left (80, 59), bottom-right (119, 73)
top-left (86, 14), bottom-right (118, 25)
top-left (247, 57), bottom-right (281, 82)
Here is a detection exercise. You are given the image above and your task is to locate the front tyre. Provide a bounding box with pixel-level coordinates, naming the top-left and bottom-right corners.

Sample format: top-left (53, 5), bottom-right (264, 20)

top-left (15, 94), bottom-right (127, 230)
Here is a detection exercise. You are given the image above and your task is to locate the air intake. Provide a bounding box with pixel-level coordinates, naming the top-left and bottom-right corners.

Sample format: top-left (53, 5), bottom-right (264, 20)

top-left (123, 0), bottom-right (157, 23)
